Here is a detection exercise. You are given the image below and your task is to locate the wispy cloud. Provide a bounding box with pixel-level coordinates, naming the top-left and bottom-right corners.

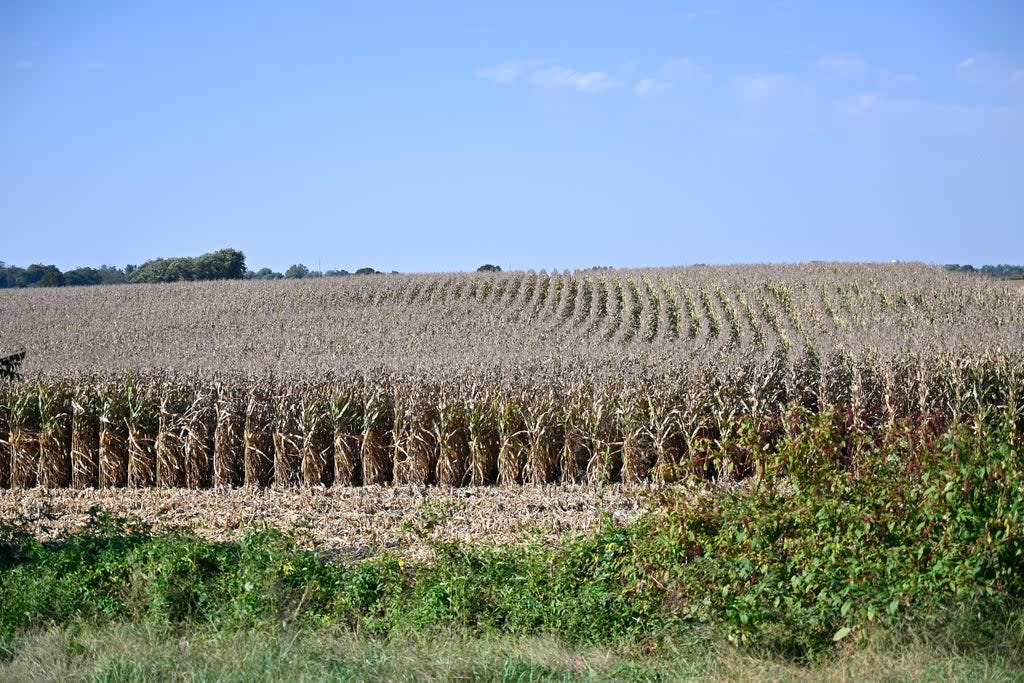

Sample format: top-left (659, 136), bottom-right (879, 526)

top-left (633, 58), bottom-right (710, 96)
top-left (659, 58), bottom-right (711, 85)
top-left (817, 53), bottom-right (868, 79)
top-left (957, 54), bottom-right (1024, 97)
top-left (875, 68), bottom-right (919, 90)
top-left (473, 60), bottom-right (526, 83)
top-left (634, 78), bottom-right (669, 96)
top-left (817, 54), bottom-right (918, 92)
top-left (833, 93), bottom-right (877, 119)
top-left (729, 72), bottom-right (796, 104)
top-left (831, 93), bottom-right (1023, 140)
top-left (474, 60), bottom-right (616, 93)
top-left (530, 66), bottom-right (616, 93)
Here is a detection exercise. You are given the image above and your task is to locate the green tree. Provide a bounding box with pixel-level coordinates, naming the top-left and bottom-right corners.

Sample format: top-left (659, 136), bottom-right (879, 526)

top-left (97, 265), bottom-right (127, 285)
top-left (25, 264), bottom-right (65, 287)
top-left (0, 262), bottom-right (27, 288)
top-left (477, 264), bottom-right (502, 272)
top-left (194, 248), bottom-right (246, 280)
top-left (249, 267), bottom-right (284, 280)
top-left (64, 267), bottom-right (103, 286)
top-left (285, 264), bottom-right (310, 279)
top-left (128, 249), bottom-right (246, 283)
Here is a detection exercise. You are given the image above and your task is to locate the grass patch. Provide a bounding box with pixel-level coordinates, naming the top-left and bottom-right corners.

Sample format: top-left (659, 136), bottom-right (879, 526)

top-left (1, 622), bottom-right (1022, 682)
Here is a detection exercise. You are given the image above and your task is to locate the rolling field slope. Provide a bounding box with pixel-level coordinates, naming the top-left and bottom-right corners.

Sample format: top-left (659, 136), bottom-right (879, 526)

top-left (1, 263), bottom-right (1021, 490)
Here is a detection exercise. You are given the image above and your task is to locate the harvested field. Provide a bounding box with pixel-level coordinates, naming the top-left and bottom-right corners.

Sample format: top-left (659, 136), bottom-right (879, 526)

top-left (0, 484), bottom-right (657, 559)
top-left (1, 263), bottom-right (1022, 490)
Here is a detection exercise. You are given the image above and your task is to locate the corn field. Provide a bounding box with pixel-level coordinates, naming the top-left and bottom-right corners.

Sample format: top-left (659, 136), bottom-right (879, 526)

top-left (1, 263), bottom-right (1022, 489)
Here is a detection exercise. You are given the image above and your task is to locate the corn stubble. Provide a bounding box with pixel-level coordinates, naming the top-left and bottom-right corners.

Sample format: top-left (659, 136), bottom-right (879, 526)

top-left (1, 263), bottom-right (1022, 489)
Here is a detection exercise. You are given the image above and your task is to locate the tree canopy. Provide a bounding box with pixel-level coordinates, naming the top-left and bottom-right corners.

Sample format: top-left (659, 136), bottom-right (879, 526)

top-left (129, 248), bottom-right (247, 284)
top-left (945, 264), bottom-right (1024, 279)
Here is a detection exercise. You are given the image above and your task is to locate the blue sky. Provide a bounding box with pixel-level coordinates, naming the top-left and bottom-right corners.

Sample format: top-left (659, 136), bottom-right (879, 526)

top-left (2, 1), bottom-right (1022, 273)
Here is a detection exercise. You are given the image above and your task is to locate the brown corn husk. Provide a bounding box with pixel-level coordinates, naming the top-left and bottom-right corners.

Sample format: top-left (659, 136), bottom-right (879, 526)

top-left (393, 391), bottom-right (435, 486)
top-left (128, 426), bottom-right (157, 487)
top-left (184, 387), bottom-right (215, 489)
top-left (10, 426), bottom-right (39, 488)
top-left (124, 383), bottom-right (159, 488)
top-left (37, 414), bottom-right (72, 488)
top-left (243, 386), bottom-right (274, 487)
top-left (497, 437), bottom-right (526, 485)
top-left (155, 395), bottom-right (184, 488)
top-left (621, 430), bottom-right (656, 483)
top-left (361, 392), bottom-right (392, 485)
top-left (649, 411), bottom-right (684, 484)
top-left (559, 423), bottom-right (590, 484)
top-left (99, 403), bottom-right (128, 488)
top-left (301, 399), bottom-right (334, 487)
top-left (524, 402), bottom-right (562, 485)
top-left (650, 435), bottom-right (683, 483)
top-left (497, 404), bottom-right (527, 486)
top-left (213, 384), bottom-right (244, 487)
top-left (361, 426), bottom-right (391, 485)
top-left (71, 396), bottom-right (100, 489)
top-left (0, 405), bottom-right (11, 489)
top-left (436, 404), bottom-right (470, 487)
top-left (467, 402), bottom-right (499, 486)
top-left (273, 392), bottom-right (302, 487)
top-left (333, 424), bottom-right (362, 487)
top-left (331, 392), bottom-right (363, 487)
top-left (587, 440), bottom-right (622, 485)
top-left (586, 397), bottom-right (622, 484)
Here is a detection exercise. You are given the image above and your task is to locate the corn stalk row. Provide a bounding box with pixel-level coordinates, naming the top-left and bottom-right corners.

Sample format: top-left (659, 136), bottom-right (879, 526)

top-left (2, 349), bottom-right (1020, 489)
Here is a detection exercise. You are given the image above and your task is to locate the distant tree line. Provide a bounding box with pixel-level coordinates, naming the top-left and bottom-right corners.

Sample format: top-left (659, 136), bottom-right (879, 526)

top-left (250, 264), bottom-right (387, 280)
top-left (1, 248), bottom-right (248, 288)
top-left (945, 264), bottom-right (1024, 279)
top-left (1, 248), bottom-right (508, 289)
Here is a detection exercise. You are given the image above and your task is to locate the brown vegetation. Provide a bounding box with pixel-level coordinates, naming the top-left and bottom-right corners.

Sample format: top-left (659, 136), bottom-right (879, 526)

top-left (1, 263), bottom-right (1021, 490)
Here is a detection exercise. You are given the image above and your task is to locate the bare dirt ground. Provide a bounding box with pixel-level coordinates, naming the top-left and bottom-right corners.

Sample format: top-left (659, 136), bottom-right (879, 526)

top-left (0, 484), bottom-right (681, 559)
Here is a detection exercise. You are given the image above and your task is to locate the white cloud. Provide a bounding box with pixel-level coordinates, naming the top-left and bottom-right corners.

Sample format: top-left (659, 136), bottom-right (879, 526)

top-left (876, 68), bottom-right (919, 90)
top-left (530, 66), bottom-right (616, 93)
top-left (957, 55), bottom-right (982, 80)
top-left (659, 58), bottom-right (711, 85)
top-left (620, 60), bottom-right (637, 74)
top-left (729, 72), bottom-right (795, 103)
top-left (830, 92), bottom-right (1023, 141)
top-left (475, 60), bottom-right (616, 93)
top-left (957, 54), bottom-right (1024, 96)
top-left (473, 60), bottom-right (526, 84)
top-left (634, 78), bottom-right (670, 96)
top-left (633, 58), bottom-right (710, 96)
top-left (817, 53), bottom-right (868, 79)
top-left (834, 93), bottom-right (877, 119)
